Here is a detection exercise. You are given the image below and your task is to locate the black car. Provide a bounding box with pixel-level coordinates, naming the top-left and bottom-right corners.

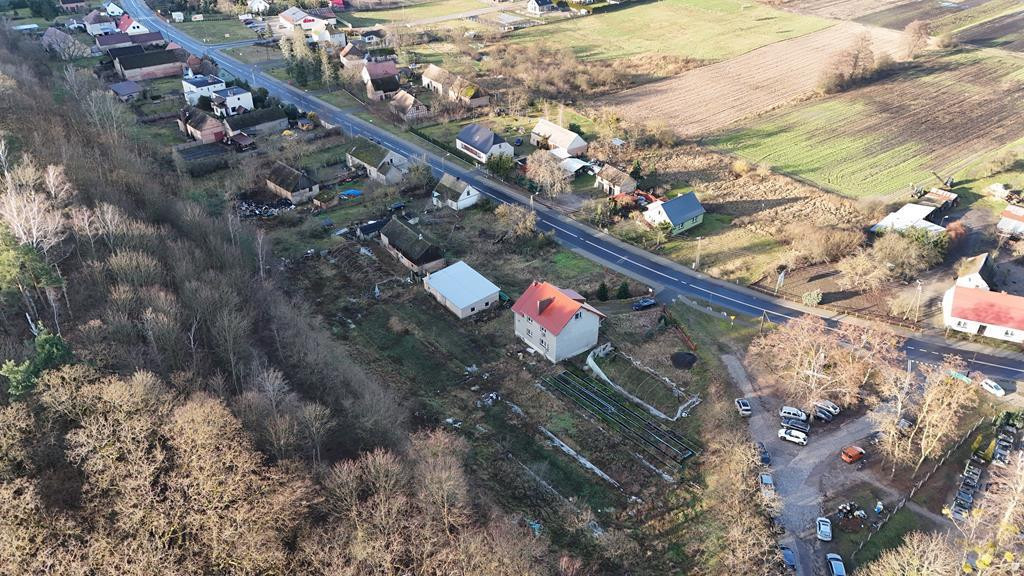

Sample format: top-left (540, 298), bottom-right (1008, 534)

top-left (388, 202), bottom-right (406, 212)
top-left (956, 489), bottom-right (974, 504)
top-left (781, 418), bottom-right (811, 434)
top-left (815, 409), bottom-right (834, 423)
top-left (757, 441), bottom-right (771, 465)
top-left (632, 297), bottom-right (658, 311)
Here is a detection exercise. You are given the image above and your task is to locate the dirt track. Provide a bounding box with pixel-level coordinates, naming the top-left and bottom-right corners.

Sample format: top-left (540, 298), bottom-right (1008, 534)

top-left (599, 22), bottom-right (907, 138)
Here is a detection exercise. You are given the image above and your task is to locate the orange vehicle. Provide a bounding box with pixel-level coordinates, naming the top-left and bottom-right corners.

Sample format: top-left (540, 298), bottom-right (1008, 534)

top-left (841, 445), bottom-right (865, 463)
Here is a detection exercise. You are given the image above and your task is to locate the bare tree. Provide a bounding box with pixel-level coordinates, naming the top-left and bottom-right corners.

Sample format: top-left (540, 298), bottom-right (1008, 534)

top-left (494, 203), bottom-right (537, 240)
top-left (298, 402), bottom-right (333, 465)
top-left (526, 150), bottom-right (571, 198)
top-left (909, 356), bottom-right (976, 473)
top-left (904, 20), bottom-right (931, 59)
top-left (859, 531), bottom-right (959, 575)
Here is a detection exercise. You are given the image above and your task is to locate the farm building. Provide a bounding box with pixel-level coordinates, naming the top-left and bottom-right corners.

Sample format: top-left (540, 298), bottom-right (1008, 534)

top-left (456, 124), bottom-right (513, 163)
top-left (346, 138), bottom-right (410, 185)
top-left (366, 75), bottom-right (401, 101)
top-left (115, 51), bottom-right (183, 81)
top-left (222, 107), bottom-right (289, 136)
top-left (955, 253), bottom-right (995, 291)
top-left (84, 10), bottom-right (117, 36)
top-left (432, 174), bottom-right (481, 211)
top-left (130, 31), bottom-right (166, 47)
top-left (278, 6), bottom-right (339, 43)
top-left (423, 261), bottom-right (500, 319)
top-left (177, 107), bottom-right (224, 144)
top-left (96, 32), bottom-right (133, 50)
top-left (266, 161), bottom-right (319, 204)
top-left (389, 90), bottom-right (431, 122)
top-left (420, 64), bottom-right (489, 108)
top-left (998, 205), bottom-right (1024, 238)
top-left (595, 165), bottom-right (637, 195)
top-left (103, 2), bottom-right (124, 16)
top-left (109, 80), bottom-right (143, 102)
top-left (182, 74), bottom-right (226, 105)
top-left (531, 119), bottom-right (587, 157)
top-left (339, 43), bottom-right (366, 69)
top-left (211, 87), bottom-right (253, 117)
top-left (942, 284), bottom-right (1024, 344)
top-left (512, 281), bottom-right (605, 363)
top-left (870, 204), bottom-right (945, 235)
top-left (644, 192), bottom-right (705, 235)
top-left (380, 219), bottom-right (445, 274)
top-left (107, 45), bottom-right (145, 60)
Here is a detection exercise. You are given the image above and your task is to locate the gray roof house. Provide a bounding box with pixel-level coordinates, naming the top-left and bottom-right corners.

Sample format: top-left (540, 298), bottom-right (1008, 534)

top-left (643, 191), bottom-right (705, 234)
top-left (455, 123), bottom-right (514, 163)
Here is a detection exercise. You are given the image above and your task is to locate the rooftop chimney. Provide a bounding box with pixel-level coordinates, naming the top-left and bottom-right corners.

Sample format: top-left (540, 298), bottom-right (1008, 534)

top-left (538, 297), bottom-right (554, 315)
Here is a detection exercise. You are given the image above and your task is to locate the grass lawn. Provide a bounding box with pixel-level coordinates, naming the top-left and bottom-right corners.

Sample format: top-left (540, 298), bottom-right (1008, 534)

top-left (222, 44), bottom-right (280, 64)
top-left (594, 353), bottom-right (683, 414)
top-left (143, 77), bottom-right (185, 96)
top-left (342, 0), bottom-right (484, 27)
top-left (173, 18), bottom-right (257, 43)
top-left (646, 213), bottom-right (783, 285)
top-left (133, 96), bottom-right (182, 118)
top-left (318, 88), bottom-right (363, 109)
top-left (511, 0), bottom-right (831, 61)
top-left (849, 507), bottom-right (944, 569)
top-left (134, 120), bottom-right (185, 149)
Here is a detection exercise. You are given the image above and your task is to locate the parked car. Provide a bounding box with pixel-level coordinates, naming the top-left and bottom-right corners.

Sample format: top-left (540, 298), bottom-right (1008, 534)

top-left (778, 428), bottom-right (807, 446)
top-left (841, 445), bottom-right (866, 464)
top-left (816, 517), bottom-right (833, 541)
top-left (388, 201), bottom-right (406, 212)
top-left (951, 503), bottom-right (970, 521)
top-left (735, 398), bottom-right (752, 417)
top-left (759, 473), bottom-right (775, 494)
top-left (781, 418), bottom-right (811, 434)
top-left (980, 378), bottom-right (1006, 397)
top-left (632, 297), bottom-right (657, 311)
top-left (779, 546), bottom-right (796, 571)
top-left (756, 441), bottom-right (771, 465)
top-left (866, 431), bottom-right (883, 446)
top-left (814, 400), bottom-right (841, 415)
top-left (826, 553), bottom-right (847, 576)
top-left (779, 406), bottom-right (808, 421)
top-left (956, 489), bottom-right (974, 505)
top-left (814, 408), bottom-right (834, 423)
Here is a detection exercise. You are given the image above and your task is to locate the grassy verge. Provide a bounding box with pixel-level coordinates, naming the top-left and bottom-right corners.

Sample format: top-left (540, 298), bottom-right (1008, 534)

top-left (172, 17), bottom-right (257, 43)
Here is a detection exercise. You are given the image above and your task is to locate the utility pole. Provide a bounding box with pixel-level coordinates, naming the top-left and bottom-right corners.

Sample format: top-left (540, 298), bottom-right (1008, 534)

top-left (913, 280), bottom-right (923, 323)
top-left (693, 236), bottom-right (702, 270)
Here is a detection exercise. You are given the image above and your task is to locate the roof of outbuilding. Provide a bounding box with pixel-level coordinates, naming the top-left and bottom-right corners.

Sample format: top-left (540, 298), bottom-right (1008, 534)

top-left (457, 123), bottom-right (506, 153)
top-left (106, 44), bottom-right (145, 59)
top-left (364, 60), bottom-right (398, 79)
top-left (116, 50), bottom-right (181, 70)
top-left (180, 107), bottom-right (221, 131)
top-left (224, 107), bottom-right (288, 131)
top-left (340, 42), bottom-right (364, 59)
top-left (425, 261), bottom-right (499, 309)
top-left (532, 119), bottom-right (586, 151)
top-left (184, 74), bottom-right (224, 88)
top-left (267, 161), bottom-right (315, 192)
top-left (84, 10), bottom-right (112, 24)
top-left (596, 164), bottom-right (636, 188)
top-left (390, 89), bottom-right (424, 114)
top-left (421, 63), bottom-right (455, 85)
top-left (433, 173), bottom-right (471, 202)
top-left (381, 219), bottom-right (443, 266)
top-left (511, 281), bottom-right (604, 336)
top-left (659, 192), bottom-right (705, 226)
top-left (369, 75), bottom-right (400, 93)
top-left (96, 32), bottom-right (131, 46)
top-left (130, 31), bottom-right (165, 44)
top-left (109, 79), bottom-right (143, 96)
top-left (347, 137), bottom-right (388, 167)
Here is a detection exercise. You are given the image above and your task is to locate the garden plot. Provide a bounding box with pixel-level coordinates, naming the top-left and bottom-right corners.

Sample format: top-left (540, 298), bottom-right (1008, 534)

top-left (542, 371), bottom-right (699, 475)
top-left (599, 22), bottom-right (906, 138)
top-left (855, 0), bottom-right (996, 30)
top-left (957, 10), bottom-right (1024, 52)
top-left (709, 50), bottom-right (1024, 198)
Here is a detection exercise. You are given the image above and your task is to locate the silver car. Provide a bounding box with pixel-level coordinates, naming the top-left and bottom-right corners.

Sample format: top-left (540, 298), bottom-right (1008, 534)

top-left (816, 517), bottom-right (832, 541)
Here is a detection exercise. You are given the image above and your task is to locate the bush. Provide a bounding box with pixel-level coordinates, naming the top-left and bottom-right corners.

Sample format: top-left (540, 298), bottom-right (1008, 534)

top-left (616, 281), bottom-right (630, 300)
top-left (801, 289), bottom-right (823, 306)
top-left (731, 159), bottom-right (753, 177)
top-left (596, 281), bottom-right (609, 301)
top-left (936, 32), bottom-right (957, 49)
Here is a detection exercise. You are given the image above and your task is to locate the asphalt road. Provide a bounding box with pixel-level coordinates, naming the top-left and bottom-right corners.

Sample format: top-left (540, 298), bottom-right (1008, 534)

top-left (124, 0), bottom-right (1024, 385)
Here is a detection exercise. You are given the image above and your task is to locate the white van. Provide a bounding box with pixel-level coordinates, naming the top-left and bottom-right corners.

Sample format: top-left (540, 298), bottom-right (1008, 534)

top-left (779, 406), bottom-right (808, 422)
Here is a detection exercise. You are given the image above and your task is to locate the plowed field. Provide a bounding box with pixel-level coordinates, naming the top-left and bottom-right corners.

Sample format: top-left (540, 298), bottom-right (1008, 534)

top-left (599, 22), bottom-right (906, 138)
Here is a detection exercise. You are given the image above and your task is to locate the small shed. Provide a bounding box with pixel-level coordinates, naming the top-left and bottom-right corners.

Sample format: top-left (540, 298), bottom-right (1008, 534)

top-left (380, 219), bottom-right (445, 273)
top-left (423, 260), bottom-right (500, 318)
top-left (266, 161), bottom-right (319, 204)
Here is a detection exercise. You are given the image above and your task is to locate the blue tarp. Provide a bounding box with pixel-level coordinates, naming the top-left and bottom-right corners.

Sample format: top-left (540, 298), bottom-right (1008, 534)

top-left (340, 189), bottom-right (362, 198)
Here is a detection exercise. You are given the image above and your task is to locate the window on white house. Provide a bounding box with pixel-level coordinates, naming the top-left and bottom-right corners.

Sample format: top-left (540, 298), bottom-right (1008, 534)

top-left (471, 307), bottom-right (475, 312)
top-left (574, 311), bottom-right (582, 320)
top-left (526, 329), bottom-right (532, 337)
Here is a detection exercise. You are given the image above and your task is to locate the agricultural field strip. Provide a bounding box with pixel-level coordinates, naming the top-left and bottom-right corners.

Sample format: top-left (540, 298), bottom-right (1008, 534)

top-left (775, 0), bottom-right (919, 20)
top-left (600, 22), bottom-right (907, 138)
top-left (543, 371), bottom-right (698, 472)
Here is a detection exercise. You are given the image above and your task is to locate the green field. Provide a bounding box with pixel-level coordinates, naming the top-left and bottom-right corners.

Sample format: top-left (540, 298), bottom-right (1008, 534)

top-left (512, 0), bottom-right (830, 61)
top-left (342, 0), bottom-right (484, 27)
top-left (173, 18), bottom-right (257, 43)
top-left (709, 51), bottom-right (1024, 198)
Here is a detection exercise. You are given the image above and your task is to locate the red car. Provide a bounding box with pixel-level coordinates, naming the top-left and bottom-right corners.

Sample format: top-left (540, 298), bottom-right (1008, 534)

top-left (841, 445), bottom-right (865, 463)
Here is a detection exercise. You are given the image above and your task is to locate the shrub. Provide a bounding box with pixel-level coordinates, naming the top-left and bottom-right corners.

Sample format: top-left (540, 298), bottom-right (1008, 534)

top-left (802, 289), bottom-right (823, 306)
top-left (731, 159), bottom-right (753, 177)
top-left (616, 281), bottom-right (630, 300)
top-left (596, 281), bottom-right (609, 301)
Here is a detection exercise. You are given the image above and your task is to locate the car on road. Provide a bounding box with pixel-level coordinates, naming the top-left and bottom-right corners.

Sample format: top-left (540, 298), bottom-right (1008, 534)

top-left (756, 441), bottom-right (771, 465)
top-left (778, 428), bottom-right (807, 446)
top-left (980, 378), bottom-right (1006, 397)
top-left (826, 553), bottom-right (847, 576)
top-left (781, 418), bottom-right (810, 434)
top-left (735, 398), bottom-right (752, 417)
top-left (814, 400), bottom-right (841, 415)
top-left (779, 406), bottom-right (808, 421)
top-left (779, 546), bottom-right (796, 571)
top-left (632, 297), bottom-right (658, 311)
top-left (841, 445), bottom-right (866, 464)
top-left (816, 517), bottom-right (833, 541)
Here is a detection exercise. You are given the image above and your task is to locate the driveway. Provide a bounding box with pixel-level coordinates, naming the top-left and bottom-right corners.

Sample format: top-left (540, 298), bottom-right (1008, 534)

top-left (724, 354), bottom-right (880, 575)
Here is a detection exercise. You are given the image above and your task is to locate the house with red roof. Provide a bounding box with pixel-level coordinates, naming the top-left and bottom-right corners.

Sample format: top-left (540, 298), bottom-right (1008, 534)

top-left (511, 281), bottom-right (605, 362)
top-left (942, 283), bottom-right (1024, 344)
top-left (117, 14), bottom-right (149, 35)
